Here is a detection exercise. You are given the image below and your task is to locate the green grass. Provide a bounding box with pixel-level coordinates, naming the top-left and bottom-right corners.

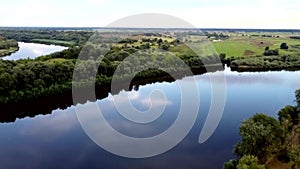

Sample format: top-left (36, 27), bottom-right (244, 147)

top-left (170, 42), bottom-right (217, 57)
top-left (115, 34), bottom-right (300, 59)
top-left (212, 36), bottom-right (300, 58)
top-left (172, 34), bottom-right (300, 58)
top-left (169, 44), bottom-right (196, 56)
top-left (213, 40), bottom-right (261, 57)
top-left (32, 39), bottom-right (75, 46)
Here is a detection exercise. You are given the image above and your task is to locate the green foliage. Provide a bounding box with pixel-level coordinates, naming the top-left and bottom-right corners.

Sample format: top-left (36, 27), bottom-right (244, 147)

top-left (161, 43), bottom-right (170, 51)
top-left (219, 53), bottom-right (226, 62)
top-left (0, 38), bottom-right (18, 49)
top-left (265, 46), bottom-right (269, 51)
top-left (237, 155), bottom-right (265, 169)
top-left (224, 159), bottom-right (238, 169)
top-left (280, 43), bottom-right (289, 50)
top-left (295, 89), bottom-right (300, 107)
top-left (278, 90), bottom-right (300, 132)
top-left (263, 49), bottom-right (279, 56)
top-left (278, 105), bottom-right (298, 131)
top-left (227, 90), bottom-right (300, 168)
top-left (0, 35), bottom-right (19, 57)
top-left (287, 145), bottom-right (300, 169)
top-left (234, 114), bottom-right (283, 162)
top-left (230, 54), bottom-right (300, 72)
top-left (118, 38), bottom-right (138, 44)
top-left (0, 58), bottom-right (74, 102)
top-left (0, 29), bottom-right (92, 46)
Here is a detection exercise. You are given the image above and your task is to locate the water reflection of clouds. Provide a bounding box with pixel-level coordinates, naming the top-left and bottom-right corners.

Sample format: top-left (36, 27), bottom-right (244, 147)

top-left (76, 88), bottom-right (176, 138)
top-left (106, 89), bottom-right (172, 111)
top-left (107, 90), bottom-right (140, 102)
top-left (3, 70), bottom-right (300, 168)
top-left (32, 48), bottom-right (44, 56)
top-left (19, 107), bottom-right (78, 142)
top-left (194, 70), bottom-right (300, 87)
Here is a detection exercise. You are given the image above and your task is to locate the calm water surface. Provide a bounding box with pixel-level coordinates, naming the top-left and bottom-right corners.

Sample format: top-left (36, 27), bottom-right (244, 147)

top-left (1, 42), bottom-right (67, 60)
top-left (1, 69), bottom-right (300, 169)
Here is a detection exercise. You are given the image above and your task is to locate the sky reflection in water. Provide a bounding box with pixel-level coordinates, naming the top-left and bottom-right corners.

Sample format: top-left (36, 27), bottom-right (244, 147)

top-left (0, 70), bottom-right (300, 169)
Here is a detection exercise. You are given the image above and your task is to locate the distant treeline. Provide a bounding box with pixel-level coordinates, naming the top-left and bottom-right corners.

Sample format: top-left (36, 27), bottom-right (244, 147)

top-left (0, 29), bottom-right (93, 46)
top-left (290, 36), bottom-right (300, 40)
top-left (228, 54), bottom-right (300, 72)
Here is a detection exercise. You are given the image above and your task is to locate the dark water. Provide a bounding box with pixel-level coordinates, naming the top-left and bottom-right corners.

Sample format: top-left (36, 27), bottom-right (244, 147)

top-left (1, 68), bottom-right (300, 169)
top-left (1, 42), bottom-right (67, 60)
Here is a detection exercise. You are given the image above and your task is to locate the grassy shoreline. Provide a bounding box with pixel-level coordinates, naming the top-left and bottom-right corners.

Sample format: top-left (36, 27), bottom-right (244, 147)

top-left (227, 54), bottom-right (300, 72)
top-left (0, 47), bottom-right (19, 57)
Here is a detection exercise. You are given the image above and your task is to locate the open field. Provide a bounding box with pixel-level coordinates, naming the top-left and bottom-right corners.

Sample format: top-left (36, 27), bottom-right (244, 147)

top-left (32, 39), bottom-right (75, 46)
top-left (212, 35), bottom-right (300, 58)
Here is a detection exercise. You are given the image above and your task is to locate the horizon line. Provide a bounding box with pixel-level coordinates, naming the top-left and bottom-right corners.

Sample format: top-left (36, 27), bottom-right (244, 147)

top-left (0, 26), bottom-right (300, 31)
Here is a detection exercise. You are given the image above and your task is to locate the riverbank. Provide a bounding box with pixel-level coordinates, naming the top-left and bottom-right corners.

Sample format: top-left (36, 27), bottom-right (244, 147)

top-left (0, 64), bottom-right (224, 123)
top-left (228, 54), bottom-right (300, 72)
top-left (1, 42), bottom-right (67, 60)
top-left (0, 47), bottom-right (19, 57)
top-left (2, 67), bottom-right (299, 169)
top-left (0, 35), bottom-right (19, 57)
top-left (0, 28), bottom-right (92, 47)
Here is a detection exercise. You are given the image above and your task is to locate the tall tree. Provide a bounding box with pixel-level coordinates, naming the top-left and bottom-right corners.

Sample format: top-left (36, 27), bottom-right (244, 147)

top-left (234, 114), bottom-right (284, 163)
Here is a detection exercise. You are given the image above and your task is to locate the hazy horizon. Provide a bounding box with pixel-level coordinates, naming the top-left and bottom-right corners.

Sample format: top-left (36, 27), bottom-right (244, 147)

top-left (1, 0), bottom-right (299, 29)
top-left (0, 26), bottom-right (300, 30)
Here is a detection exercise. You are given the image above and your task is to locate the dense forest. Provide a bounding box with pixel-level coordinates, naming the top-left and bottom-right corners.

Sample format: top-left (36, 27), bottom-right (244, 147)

top-left (0, 31), bottom-right (225, 105)
top-left (228, 54), bottom-right (300, 72)
top-left (0, 35), bottom-right (18, 57)
top-left (224, 90), bottom-right (300, 169)
top-left (0, 28), bottom-right (92, 47)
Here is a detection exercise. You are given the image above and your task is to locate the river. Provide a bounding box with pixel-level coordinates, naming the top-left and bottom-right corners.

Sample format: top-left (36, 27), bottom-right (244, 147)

top-left (1, 42), bottom-right (67, 60)
top-left (1, 66), bottom-right (300, 168)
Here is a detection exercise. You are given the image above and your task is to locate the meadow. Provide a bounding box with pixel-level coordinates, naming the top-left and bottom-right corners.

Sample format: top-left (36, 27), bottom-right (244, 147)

top-left (182, 31), bottom-right (300, 58)
top-left (32, 39), bottom-right (75, 46)
top-left (212, 33), bottom-right (300, 58)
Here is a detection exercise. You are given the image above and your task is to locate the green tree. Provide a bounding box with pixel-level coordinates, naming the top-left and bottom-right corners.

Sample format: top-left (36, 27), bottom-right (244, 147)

top-left (295, 89), bottom-right (300, 107)
top-left (224, 159), bottom-right (238, 169)
top-left (280, 43), bottom-right (289, 50)
top-left (219, 53), bottom-right (226, 62)
top-left (263, 49), bottom-right (279, 56)
top-left (234, 114), bottom-right (283, 162)
top-left (237, 155), bottom-right (265, 169)
top-left (161, 43), bottom-right (170, 51)
top-left (287, 145), bottom-right (300, 169)
top-left (264, 46), bottom-right (269, 51)
top-left (157, 38), bottom-right (163, 46)
top-left (278, 105), bottom-right (298, 131)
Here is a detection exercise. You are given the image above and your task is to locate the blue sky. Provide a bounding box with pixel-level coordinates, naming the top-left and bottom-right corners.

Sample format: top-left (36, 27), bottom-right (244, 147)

top-left (0, 0), bottom-right (299, 28)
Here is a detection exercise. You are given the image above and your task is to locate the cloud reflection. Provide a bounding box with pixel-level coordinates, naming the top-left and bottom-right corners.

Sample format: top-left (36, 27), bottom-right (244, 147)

top-left (19, 107), bottom-right (78, 142)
